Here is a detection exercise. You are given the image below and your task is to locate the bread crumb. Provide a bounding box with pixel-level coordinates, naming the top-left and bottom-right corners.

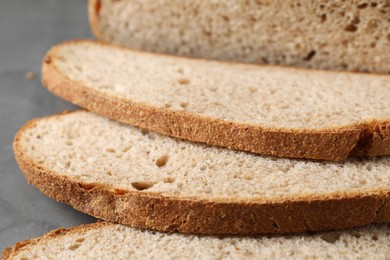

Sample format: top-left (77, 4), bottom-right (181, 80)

top-left (25, 71), bottom-right (37, 80)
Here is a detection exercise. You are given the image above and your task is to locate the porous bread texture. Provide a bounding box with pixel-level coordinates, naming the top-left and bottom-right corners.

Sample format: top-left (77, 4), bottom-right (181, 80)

top-left (42, 40), bottom-right (390, 161)
top-left (4, 222), bottom-right (390, 260)
top-left (13, 111), bottom-right (390, 234)
top-left (89, 0), bottom-right (390, 74)
top-left (15, 111), bottom-right (390, 200)
top-left (47, 41), bottom-right (390, 130)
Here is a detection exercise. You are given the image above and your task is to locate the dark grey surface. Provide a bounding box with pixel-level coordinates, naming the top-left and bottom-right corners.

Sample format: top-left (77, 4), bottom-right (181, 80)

top-left (0, 0), bottom-right (96, 251)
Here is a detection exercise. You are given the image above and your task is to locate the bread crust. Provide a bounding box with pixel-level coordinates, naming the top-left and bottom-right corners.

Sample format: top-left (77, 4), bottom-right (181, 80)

top-left (13, 114), bottom-right (390, 235)
top-left (88, 0), bottom-right (102, 40)
top-left (41, 40), bottom-right (390, 161)
top-left (2, 222), bottom-right (111, 260)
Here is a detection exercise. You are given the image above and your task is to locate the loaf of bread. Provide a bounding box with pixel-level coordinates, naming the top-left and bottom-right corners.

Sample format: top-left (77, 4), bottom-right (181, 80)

top-left (89, 0), bottom-right (390, 73)
top-left (42, 40), bottom-right (390, 161)
top-left (3, 222), bottom-right (390, 259)
top-left (14, 111), bottom-right (390, 235)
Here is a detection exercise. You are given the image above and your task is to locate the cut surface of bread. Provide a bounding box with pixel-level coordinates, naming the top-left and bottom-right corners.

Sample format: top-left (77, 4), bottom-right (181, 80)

top-left (14, 111), bottom-right (390, 234)
top-left (3, 222), bottom-right (390, 260)
top-left (89, 0), bottom-right (390, 74)
top-left (42, 40), bottom-right (390, 161)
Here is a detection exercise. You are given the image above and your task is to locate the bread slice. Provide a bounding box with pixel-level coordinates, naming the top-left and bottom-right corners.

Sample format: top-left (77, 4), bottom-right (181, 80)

top-left (41, 40), bottom-right (390, 161)
top-left (88, 0), bottom-right (390, 74)
top-left (3, 222), bottom-right (390, 260)
top-left (14, 111), bottom-right (390, 235)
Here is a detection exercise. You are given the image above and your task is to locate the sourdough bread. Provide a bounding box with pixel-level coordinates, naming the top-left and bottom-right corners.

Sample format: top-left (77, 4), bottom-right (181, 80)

top-left (89, 0), bottom-right (390, 74)
top-left (13, 111), bottom-right (390, 235)
top-left (42, 40), bottom-right (390, 161)
top-left (3, 222), bottom-right (390, 260)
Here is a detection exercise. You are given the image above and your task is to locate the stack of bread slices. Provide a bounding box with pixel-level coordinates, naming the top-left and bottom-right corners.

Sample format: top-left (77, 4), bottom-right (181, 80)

top-left (4, 0), bottom-right (390, 259)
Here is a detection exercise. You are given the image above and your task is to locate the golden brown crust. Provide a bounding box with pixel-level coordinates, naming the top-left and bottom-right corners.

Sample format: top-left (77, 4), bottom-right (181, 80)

top-left (88, 0), bottom-right (103, 40)
top-left (2, 248), bottom-right (12, 260)
top-left (2, 222), bottom-right (111, 260)
top-left (12, 114), bottom-right (390, 235)
top-left (351, 122), bottom-right (390, 158)
top-left (41, 40), bottom-right (390, 161)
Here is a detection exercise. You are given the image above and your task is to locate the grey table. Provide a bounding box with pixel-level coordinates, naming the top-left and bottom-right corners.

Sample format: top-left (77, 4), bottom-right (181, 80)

top-left (0, 0), bottom-right (97, 251)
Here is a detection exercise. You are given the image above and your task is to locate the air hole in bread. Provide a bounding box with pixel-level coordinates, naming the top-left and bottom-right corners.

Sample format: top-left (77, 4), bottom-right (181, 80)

top-left (106, 148), bottom-right (115, 153)
top-left (249, 87), bottom-right (257, 94)
top-left (156, 155), bottom-right (169, 167)
top-left (65, 161), bottom-right (71, 169)
top-left (350, 231), bottom-right (361, 238)
top-left (68, 244), bottom-right (80, 250)
top-left (200, 165), bottom-right (207, 171)
top-left (164, 103), bottom-right (172, 108)
top-left (106, 171), bottom-right (112, 176)
top-left (372, 234), bottom-right (379, 240)
top-left (345, 24), bottom-right (358, 32)
top-left (180, 102), bottom-right (189, 108)
top-left (222, 15), bottom-right (230, 22)
top-left (357, 3), bottom-right (368, 8)
top-left (122, 146), bottom-right (131, 153)
top-left (76, 238), bottom-right (85, 243)
top-left (75, 65), bottom-right (83, 72)
top-left (141, 129), bottom-right (149, 135)
top-left (261, 57), bottom-right (269, 63)
top-left (304, 50), bottom-right (316, 61)
top-left (65, 141), bottom-right (73, 146)
top-left (131, 182), bottom-right (155, 191)
top-left (176, 67), bottom-right (184, 74)
top-left (178, 78), bottom-right (190, 85)
top-left (320, 14), bottom-right (327, 22)
top-left (320, 232), bottom-right (341, 243)
top-left (244, 175), bottom-right (253, 180)
top-left (164, 177), bottom-right (175, 183)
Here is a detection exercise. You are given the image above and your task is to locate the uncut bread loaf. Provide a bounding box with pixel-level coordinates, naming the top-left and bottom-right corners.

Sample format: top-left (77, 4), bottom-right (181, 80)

top-left (42, 40), bottom-right (390, 161)
top-left (88, 0), bottom-right (390, 74)
top-left (14, 111), bottom-right (390, 235)
top-left (3, 222), bottom-right (390, 260)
